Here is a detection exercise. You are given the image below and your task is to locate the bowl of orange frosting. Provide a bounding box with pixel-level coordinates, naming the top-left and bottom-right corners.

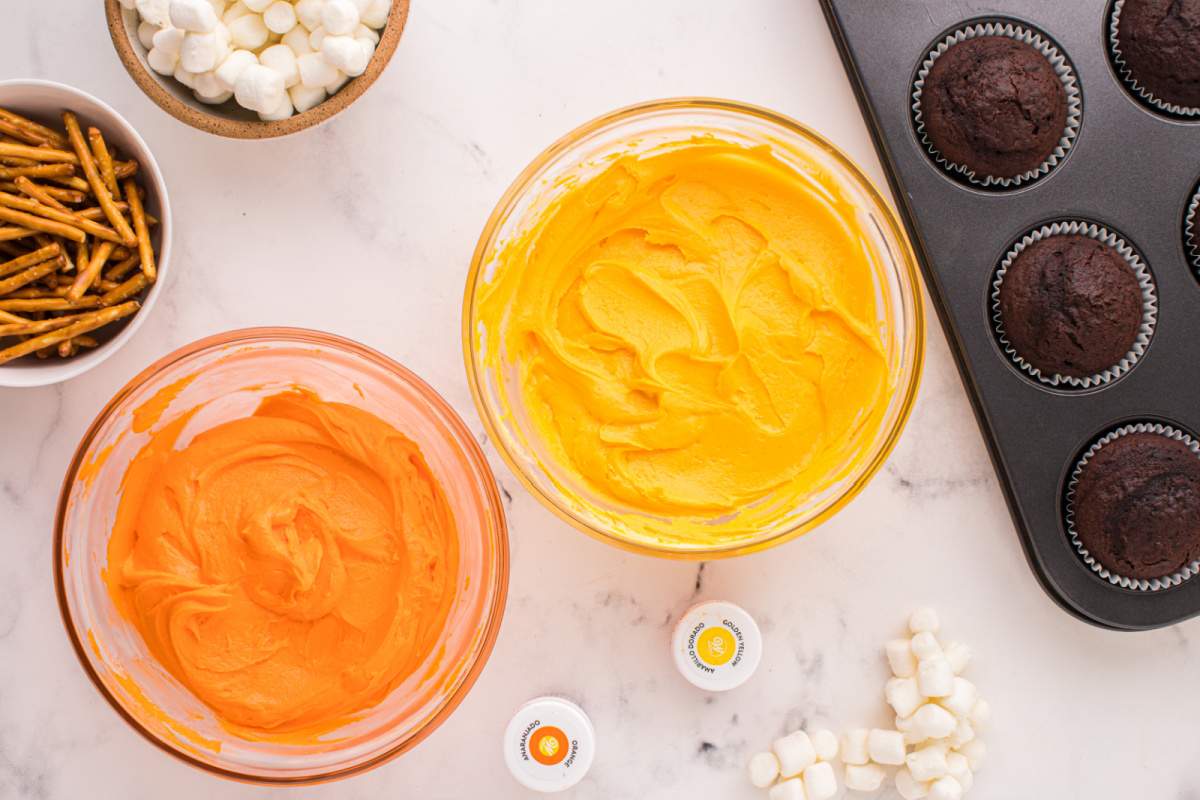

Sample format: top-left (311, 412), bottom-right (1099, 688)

top-left (55, 328), bottom-right (508, 783)
top-left (464, 98), bottom-right (924, 558)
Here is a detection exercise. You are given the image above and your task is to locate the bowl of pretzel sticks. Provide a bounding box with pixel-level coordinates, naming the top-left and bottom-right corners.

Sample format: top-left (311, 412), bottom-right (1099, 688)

top-left (0, 79), bottom-right (170, 388)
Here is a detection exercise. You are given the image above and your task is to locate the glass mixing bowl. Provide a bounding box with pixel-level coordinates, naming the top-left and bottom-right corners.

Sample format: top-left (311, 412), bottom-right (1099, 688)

top-left (55, 328), bottom-right (508, 784)
top-left (463, 98), bottom-right (924, 559)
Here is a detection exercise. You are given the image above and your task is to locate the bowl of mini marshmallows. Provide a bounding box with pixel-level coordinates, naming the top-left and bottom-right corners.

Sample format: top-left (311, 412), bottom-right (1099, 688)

top-left (104, 0), bottom-right (408, 138)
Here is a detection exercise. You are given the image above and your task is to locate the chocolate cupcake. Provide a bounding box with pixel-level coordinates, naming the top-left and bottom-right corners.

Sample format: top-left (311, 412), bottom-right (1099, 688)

top-left (1067, 424), bottom-right (1200, 589)
top-left (1111, 0), bottom-right (1200, 116)
top-left (992, 222), bottom-right (1156, 387)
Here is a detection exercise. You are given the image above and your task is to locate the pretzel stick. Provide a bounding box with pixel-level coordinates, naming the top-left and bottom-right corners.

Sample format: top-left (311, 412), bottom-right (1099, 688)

top-left (0, 192), bottom-right (123, 244)
top-left (63, 113), bottom-right (135, 246)
top-left (0, 308), bottom-right (29, 323)
top-left (76, 203), bottom-right (156, 226)
top-left (122, 178), bottom-right (156, 281)
top-left (0, 109), bottom-right (68, 148)
top-left (0, 163), bottom-right (73, 180)
top-left (68, 241), bottom-right (114, 300)
top-left (0, 243), bottom-right (59, 278)
top-left (88, 127), bottom-right (122, 200)
top-left (0, 182), bottom-right (83, 204)
top-left (103, 253), bottom-right (140, 282)
top-left (13, 176), bottom-right (68, 212)
top-left (0, 295), bottom-right (100, 311)
top-left (99, 272), bottom-right (148, 307)
top-left (0, 142), bottom-right (78, 164)
top-left (114, 161), bottom-right (138, 179)
top-left (0, 226), bottom-right (36, 242)
top-left (48, 175), bottom-right (90, 192)
top-left (0, 255), bottom-right (63, 295)
top-left (0, 206), bottom-right (84, 242)
top-left (0, 300), bottom-right (138, 365)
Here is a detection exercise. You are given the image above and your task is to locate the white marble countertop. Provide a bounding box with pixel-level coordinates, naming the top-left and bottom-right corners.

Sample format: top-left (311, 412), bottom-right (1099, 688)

top-left (2, 1), bottom-right (1198, 798)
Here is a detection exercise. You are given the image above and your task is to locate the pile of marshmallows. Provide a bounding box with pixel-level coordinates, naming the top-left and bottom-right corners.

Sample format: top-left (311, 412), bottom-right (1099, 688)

top-left (747, 609), bottom-right (989, 800)
top-left (119, 0), bottom-right (390, 120)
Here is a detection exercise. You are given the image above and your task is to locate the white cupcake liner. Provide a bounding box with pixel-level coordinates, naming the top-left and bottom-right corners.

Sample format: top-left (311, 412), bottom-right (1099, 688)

top-left (1186, 184), bottom-right (1200, 274)
top-left (991, 221), bottom-right (1157, 388)
top-left (912, 21), bottom-right (1082, 188)
top-left (1065, 422), bottom-right (1200, 591)
top-left (1109, 0), bottom-right (1200, 118)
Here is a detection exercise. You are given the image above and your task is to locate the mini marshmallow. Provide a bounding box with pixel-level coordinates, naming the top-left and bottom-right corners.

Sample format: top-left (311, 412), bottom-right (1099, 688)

top-left (321, 35), bottom-right (370, 76)
top-left (282, 25), bottom-right (314, 54)
top-left (942, 641), bottom-right (971, 674)
top-left (242, 0), bottom-right (272, 11)
top-left (895, 768), bottom-right (931, 800)
top-left (969, 699), bottom-right (991, 726)
top-left (909, 608), bottom-right (940, 634)
top-left (258, 85), bottom-right (294, 120)
top-left (361, 0), bottom-right (389, 28)
top-left (906, 742), bottom-right (949, 782)
top-left (886, 638), bottom-right (918, 678)
top-left (308, 25), bottom-right (328, 49)
top-left (152, 25), bottom-right (186, 55)
top-left (809, 729), bottom-right (838, 763)
top-left (169, 0), bottom-right (218, 32)
top-left (918, 656), bottom-right (954, 697)
top-left (263, 0), bottom-right (296, 33)
top-left (195, 88), bottom-right (233, 104)
top-left (844, 763), bottom-right (886, 792)
top-left (233, 62), bottom-right (285, 113)
top-left (947, 717), bottom-right (975, 749)
top-left (768, 778), bottom-right (807, 800)
top-left (137, 21), bottom-right (159, 50)
top-left (223, 1), bottom-right (251, 23)
top-left (910, 631), bottom-right (942, 660)
top-left (802, 761), bottom-right (837, 800)
top-left (946, 752), bottom-right (973, 791)
top-left (940, 677), bottom-right (978, 717)
top-left (207, 0), bottom-right (228, 16)
top-left (897, 716), bottom-right (925, 746)
top-left (886, 677), bottom-right (923, 719)
top-left (120, 0), bottom-right (137, 9)
top-left (180, 31), bottom-right (220, 73)
top-left (911, 703), bottom-right (956, 741)
top-left (325, 69), bottom-right (349, 92)
top-left (215, 49), bottom-right (257, 90)
top-left (841, 729), bottom-right (869, 766)
top-left (866, 729), bottom-right (906, 766)
top-left (173, 63), bottom-right (197, 88)
top-left (349, 0), bottom-right (370, 13)
top-left (748, 751), bottom-right (780, 789)
top-left (137, 0), bottom-right (172, 27)
top-left (192, 68), bottom-right (225, 99)
top-left (296, 51), bottom-right (338, 88)
top-left (354, 22), bottom-right (379, 44)
top-left (229, 12), bottom-right (269, 49)
top-left (147, 46), bottom-right (179, 75)
top-left (928, 776), bottom-right (963, 800)
top-left (259, 44), bottom-right (299, 87)
top-left (959, 739), bottom-right (986, 772)
top-left (289, 83), bottom-right (326, 112)
top-left (295, 0), bottom-right (325, 30)
top-left (772, 731), bottom-right (817, 778)
top-left (321, 0), bottom-right (359, 34)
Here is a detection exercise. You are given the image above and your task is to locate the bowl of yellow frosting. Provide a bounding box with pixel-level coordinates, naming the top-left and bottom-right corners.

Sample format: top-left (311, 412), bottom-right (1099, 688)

top-left (55, 328), bottom-right (508, 783)
top-left (464, 98), bottom-right (924, 558)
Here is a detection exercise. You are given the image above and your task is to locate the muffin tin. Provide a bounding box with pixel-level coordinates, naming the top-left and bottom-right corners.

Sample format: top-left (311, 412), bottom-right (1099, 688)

top-left (820, 0), bottom-right (1200, 630)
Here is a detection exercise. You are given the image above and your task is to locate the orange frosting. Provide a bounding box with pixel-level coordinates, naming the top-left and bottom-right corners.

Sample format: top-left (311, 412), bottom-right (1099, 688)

top-left (105, 388), bottom-right (459, 741)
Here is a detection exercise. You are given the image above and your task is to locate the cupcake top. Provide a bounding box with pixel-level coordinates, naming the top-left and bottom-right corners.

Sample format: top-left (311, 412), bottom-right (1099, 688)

top-left (920, 36), bottom-right (1067, 180)
top-left (1115, 0), bottom-right (1200, 111)
top-left (998, 234), bottom-right (1142, 378)
top-left (1072, 431), bottom-right (1200, 581)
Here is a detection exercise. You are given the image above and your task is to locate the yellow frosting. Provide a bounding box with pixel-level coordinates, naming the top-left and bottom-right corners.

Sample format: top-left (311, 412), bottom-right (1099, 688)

top-left (477, 137), bottom-right (890, 543)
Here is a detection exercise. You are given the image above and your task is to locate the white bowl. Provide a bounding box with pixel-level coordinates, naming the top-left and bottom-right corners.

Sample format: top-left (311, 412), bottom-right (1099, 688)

top-left (0, 79), bottom-right (171, 388)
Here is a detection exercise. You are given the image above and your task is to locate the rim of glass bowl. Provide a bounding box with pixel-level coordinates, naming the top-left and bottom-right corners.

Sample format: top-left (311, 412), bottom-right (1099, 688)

top-left (53, 327), bottom-right (510, 785)
top-left (462, 97), bottom-right (925, 560)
